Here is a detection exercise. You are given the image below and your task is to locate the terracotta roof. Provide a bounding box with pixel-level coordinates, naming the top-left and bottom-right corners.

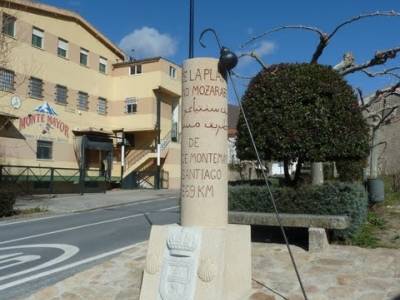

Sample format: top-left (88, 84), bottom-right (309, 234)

top-left (0, 0), bottom-right (126, 60)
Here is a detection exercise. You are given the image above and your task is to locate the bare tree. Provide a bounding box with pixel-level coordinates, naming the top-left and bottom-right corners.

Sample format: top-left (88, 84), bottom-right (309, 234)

top-left (356, 75), bottom-right (400, 178)
top-left (239, 10), bottom-right (400, 184)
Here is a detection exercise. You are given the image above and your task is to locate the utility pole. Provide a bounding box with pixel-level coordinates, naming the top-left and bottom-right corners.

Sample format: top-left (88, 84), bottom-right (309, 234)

top-left (155, 96), bottom-right (161, 189)
top-left (189, 0), bottom-right (194, 58)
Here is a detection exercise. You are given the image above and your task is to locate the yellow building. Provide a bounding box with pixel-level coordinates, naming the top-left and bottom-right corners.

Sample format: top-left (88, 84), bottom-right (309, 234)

top-left (0, 0), bottom-right (181, 192)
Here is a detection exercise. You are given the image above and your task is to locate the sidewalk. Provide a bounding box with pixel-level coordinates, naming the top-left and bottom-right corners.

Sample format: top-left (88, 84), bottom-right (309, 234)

top-left (25, 242), bottom-right (400, 300)
top-left (14, 189), bottom-right (180, 214)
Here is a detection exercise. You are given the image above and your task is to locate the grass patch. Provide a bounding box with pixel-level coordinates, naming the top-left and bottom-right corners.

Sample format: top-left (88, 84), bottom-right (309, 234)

top-left (350, 211), bottom-right (384, 248)
top-left (15, 207), bottom-right (48, 215)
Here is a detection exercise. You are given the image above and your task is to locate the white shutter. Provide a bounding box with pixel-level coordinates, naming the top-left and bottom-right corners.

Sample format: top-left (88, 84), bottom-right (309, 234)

top-left (58, 39), bottom-right (68, 51)
top-left (100, 57), bottom-right (107, 65)
top-left (33, 28), bottom-right (44, 38)
top-left (80, 48), bottom-right (89, 55)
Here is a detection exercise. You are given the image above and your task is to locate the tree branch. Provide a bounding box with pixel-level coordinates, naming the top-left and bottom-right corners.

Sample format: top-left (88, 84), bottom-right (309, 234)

top-left (311, 11), bottom-right (400, 63)
top-left (340, 47), bottom-right (400, 75)
top-left (361, 67), bottom-right (400, 80)
top-left (241, 25), bottom-right (325, 48)
top-left (361, 82), bottom-right (400, 114)
top-left (329, 11), bottom-right (400, 40)
top-left (333, 52), bottom-right (355, 72)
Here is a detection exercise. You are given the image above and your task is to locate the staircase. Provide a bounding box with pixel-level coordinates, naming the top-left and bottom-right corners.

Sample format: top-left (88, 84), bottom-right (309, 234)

top-left (122, 131), bottom-right (173, 188)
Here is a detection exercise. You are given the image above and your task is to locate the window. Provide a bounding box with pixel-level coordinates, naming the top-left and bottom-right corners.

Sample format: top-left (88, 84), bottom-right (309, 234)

top-left (97, 97), bottom-right (107, 115)
top-left (57, 38), bottom-right (68, 58)
top-left (169, 66), bottom-right (176, 78)
top-left (99, 57), bottom-right (107, 74)
top-left (125, 97), bottom-right (137, 113)
top-left (32, 27), bottom-right (44, 48)
top-left (0, 68), bottom-right (14, 92)
top-left (129, 64), bottom-right (142, 75)
top-left (77, 91), bottom-right (89, 111)
top-left (2, 13), bottom-right (16, 37)
top-left (37, 140), bottom-right (52, 160)
top-left (55, 84), bottom-right (68, 104)
top-left (29, 77), bottom-right (43, 99)
top-left (80, 48), bottom-right (89, 66)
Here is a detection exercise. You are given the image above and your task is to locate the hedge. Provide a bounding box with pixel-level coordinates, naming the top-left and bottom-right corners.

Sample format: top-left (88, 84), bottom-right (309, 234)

top-left (0, 189), bottom-right (16, 217)
top-left (228, 182), bottom-right (368, 240)
top-left (336, 160), bottom-right (366, 182)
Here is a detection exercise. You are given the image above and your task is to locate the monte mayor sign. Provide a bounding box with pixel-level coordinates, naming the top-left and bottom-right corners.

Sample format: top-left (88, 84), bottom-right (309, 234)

top-left (19, 102), bottom-right (70, 138)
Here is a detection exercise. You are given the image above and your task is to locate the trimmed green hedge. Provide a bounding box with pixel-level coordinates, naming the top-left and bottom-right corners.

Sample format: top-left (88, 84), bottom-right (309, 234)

top-left (228, 182), bottom-right (368, 239)
top-left (0, 189), bottom-right (16, 217)
top-left (336, 160), bottom-right (366, 182)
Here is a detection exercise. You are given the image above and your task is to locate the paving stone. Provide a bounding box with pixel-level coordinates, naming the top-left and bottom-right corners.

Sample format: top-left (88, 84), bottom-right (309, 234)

top-left (59, 292), bottom-right (82, 300)
top-left (357, 292), bottom-right (387, 300)
top-left (248, 291), bottom-right (276, 300)
top-left (325, 286), bottom-right (357, 299)
top-left (24, 241), bottom-right (400, 300)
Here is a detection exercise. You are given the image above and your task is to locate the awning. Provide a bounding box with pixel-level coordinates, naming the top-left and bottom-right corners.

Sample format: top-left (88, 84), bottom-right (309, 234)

top-left (113, 127), bottom-right (156, 134)
top-left (0, 111), bottom-right (24, 139)
top-left (154, 86), bottom-right (180, 98)
top-left (0, 112), bottom-right (19, 119)
top-left (72, 127), bottom-right (113, 136)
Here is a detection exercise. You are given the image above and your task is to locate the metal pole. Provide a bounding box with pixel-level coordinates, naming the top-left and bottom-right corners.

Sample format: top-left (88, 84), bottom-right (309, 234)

top-left (80, 136), bottom-right (86, 195)
top-left (120, 130), bottom-right (125, 187)
top-left (50, 168), bottom-right (54, 194)
top-left (155, 96), bottom-right (161, 189)
top-left (189, 0), bottom-right (194, 58)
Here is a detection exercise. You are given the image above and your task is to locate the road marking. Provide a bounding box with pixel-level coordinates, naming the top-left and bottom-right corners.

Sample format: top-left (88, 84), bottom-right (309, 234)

top-left (0, 244), bottom-right (141, 291)
top-left (0, 244), bottom-right (79, 282)
top-left (0, 255), bottom-right (41, 271)
top-left (0, 214), bottom-right (71, 227)
top-left (158, 205), bottom-right (179, 212)
top-left (0, 205), bottom-right (177, 245)
top-left (0, 197), bottom-right (178, 227)
top-left (0, 253), bottom-right (22, 260)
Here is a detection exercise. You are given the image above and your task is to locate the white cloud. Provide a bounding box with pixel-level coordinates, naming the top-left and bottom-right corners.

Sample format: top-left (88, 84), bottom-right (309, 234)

top-left (119, 27), bottom-right (177, 59)
top-left (237, 41), bottom-right (276, 70)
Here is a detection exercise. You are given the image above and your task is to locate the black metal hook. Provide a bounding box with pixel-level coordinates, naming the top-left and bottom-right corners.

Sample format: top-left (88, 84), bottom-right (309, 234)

top-left (199, 28), bottom-right (238, 78)
top-left (199, 28), bottom-right (222, 50)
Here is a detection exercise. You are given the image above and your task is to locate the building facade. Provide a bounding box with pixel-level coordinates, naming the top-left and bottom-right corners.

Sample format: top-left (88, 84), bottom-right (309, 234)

top-left (0, 0), bottom-right (181, 191)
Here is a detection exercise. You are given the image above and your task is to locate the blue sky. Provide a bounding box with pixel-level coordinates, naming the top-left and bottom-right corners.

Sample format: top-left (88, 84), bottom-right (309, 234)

top-left (41, 0), bottom-right (400, 97)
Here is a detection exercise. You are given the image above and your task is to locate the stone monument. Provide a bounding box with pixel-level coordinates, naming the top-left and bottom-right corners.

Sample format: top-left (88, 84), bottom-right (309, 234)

top-left (139, 58), bottom-right (252, 300)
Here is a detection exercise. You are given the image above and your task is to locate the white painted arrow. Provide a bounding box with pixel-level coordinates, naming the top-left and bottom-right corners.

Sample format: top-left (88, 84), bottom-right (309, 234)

top-left (0, 255), bottom-right (41, 271)
top-left (0, 244), bottom-right (79, 282)
top-left (0, 253), bottom-right (22, 260)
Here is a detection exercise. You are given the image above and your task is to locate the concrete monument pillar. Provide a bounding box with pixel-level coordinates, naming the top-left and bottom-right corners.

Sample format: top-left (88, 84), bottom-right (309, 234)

top-left (139, 58), bottom-right (252, 300)
top-left (181, 58), bottom-right (228, 227)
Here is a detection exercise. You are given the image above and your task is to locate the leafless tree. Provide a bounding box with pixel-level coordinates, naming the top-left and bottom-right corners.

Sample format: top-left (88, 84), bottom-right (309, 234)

top-left (239, 10), bottom-right (400, 183)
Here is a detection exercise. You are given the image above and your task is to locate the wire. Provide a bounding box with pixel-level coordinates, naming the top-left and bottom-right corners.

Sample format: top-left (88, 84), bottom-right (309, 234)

top-left (227, 70), bottom-right (309, 300)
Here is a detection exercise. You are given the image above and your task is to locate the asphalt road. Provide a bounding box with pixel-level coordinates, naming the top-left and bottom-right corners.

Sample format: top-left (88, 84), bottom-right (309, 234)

top-left (0, 196), bottom-right (179, 300)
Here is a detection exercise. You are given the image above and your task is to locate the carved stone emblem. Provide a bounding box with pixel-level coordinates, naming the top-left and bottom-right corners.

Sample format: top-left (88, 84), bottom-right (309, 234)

top-left (197, 257), bottom-right (217, 283)
top-left (159, 225), bottom-right (201, 300)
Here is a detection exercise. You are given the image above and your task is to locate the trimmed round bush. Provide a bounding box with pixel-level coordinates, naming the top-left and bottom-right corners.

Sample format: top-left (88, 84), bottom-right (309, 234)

top-left (229, 182), bottom-right (368, 240)
top-left (336, 160), bottom-right (366, 182)
top-left (0, 189), bottom-right (16, 217)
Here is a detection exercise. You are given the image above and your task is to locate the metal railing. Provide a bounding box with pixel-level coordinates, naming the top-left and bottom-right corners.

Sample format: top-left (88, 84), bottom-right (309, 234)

top-left (0, 165), bottom-right (108, 195)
